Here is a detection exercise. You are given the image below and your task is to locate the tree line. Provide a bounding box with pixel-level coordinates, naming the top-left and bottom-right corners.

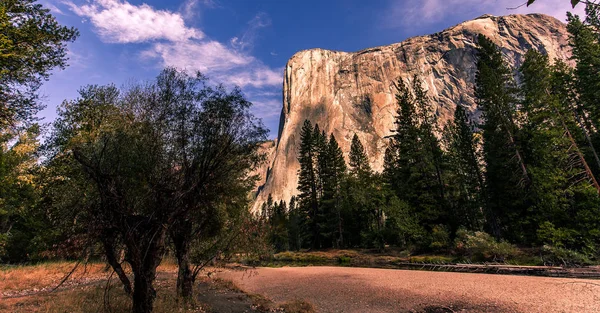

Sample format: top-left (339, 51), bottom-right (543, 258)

top-left (260, 6), bottom-right (600, 261)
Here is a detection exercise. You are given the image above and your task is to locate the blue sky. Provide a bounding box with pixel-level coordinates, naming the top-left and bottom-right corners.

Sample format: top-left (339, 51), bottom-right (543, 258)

top-left (39, 0), bottom-right (584, 138)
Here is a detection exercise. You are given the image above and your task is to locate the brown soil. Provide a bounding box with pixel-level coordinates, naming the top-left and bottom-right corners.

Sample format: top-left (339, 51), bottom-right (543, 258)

top-left (217, 266), bottom-right (600, 313)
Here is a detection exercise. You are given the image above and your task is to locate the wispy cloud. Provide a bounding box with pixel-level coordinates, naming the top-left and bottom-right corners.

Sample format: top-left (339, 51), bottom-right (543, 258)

top-left (179, 0), bottom-right (220, 21)
top-left (43, 1), bottom-right (65, 15)
top-left (382, 0), bottom-right (586, 28)
top-left (230, 12), bottom-right (272, 52)
top-left (250, 98), bottom-right (284, 118)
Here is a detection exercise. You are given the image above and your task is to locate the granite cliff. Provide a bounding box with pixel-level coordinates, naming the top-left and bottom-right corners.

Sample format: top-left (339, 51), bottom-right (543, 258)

top-left (253, 13), bottom-right (572, 210)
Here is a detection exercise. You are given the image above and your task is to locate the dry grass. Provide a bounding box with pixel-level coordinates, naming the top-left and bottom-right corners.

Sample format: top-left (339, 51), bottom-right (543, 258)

top-left (0, 262), bottom-right (108, 292)
top-left (0, 259), bottom-right (179, 294)
top-left (0, 277), bottom-right (206, 313)
top-left (0, 260), bottom-right (314, 313)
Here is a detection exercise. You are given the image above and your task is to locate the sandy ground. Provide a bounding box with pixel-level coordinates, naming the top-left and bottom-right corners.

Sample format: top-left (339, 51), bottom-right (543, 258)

top-left (217, 266), bottom-right (600, 313)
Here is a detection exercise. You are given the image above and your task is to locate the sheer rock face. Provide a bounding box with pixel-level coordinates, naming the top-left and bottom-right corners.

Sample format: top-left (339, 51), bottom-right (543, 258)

top-left (253, 13), bottom-right (571, 210)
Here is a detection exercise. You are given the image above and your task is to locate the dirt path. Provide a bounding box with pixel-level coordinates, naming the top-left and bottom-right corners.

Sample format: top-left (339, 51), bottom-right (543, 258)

top-left (217, 266), bottom-right (600, 313)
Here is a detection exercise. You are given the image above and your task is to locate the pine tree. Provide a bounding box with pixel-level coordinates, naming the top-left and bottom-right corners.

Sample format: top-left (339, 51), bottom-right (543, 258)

top-left (269, 201), bottom-right (289, 252)
top-left (566, 12), bottom-right (600, 177)
top-left (475, 34), bottom-right (528, 240)
top-left (520, 49), bottom-right (600, 251)
top-left (349, 134), bottom-right (371, 176)
top-left (297, 120), bottom-right (319, 248)
top-left (384, 75), bottom-right (447, 247)
top-left (287, 196), bottom-right (302, 250)
top-left (551, 60), bottom-right (600, 178)
top-left (321, 134), bottom-right (347, 248)
top-left (384, 77), bottom-right (420, 196)
top-left (520, 50), bottom-right (577, 243)
top-left (443, 104), bottom-right (485, 231)
top-left (412, 77), bottom-right (447, 211)
top-left (567, 12), bottom-right (600, 131)
top-left (314, 125), bottom-right (328, 202)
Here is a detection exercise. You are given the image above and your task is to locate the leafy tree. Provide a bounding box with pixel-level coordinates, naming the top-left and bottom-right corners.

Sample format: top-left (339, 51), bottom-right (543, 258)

top-left (526, 0), bottom-right (593, 9)
top-left (0, 0), bottom-right (78, 128)
top-left (46, 69), bottom-right (266, 313)
top-left (0, 0), bottom-right (77, 263)
top-left (0, 125), bottom-right (40, 261)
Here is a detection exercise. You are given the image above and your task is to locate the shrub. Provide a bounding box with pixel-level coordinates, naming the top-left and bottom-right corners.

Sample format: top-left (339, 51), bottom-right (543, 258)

top-left (337, 256), bottom-right (351, 265)
top-left (454, 228), bottom-right (519, 262)
top-left (541, 245), bottom-right (592, 267)
top-left (429, 225), bottom-right (450, 251)
top-left (537, 221), bottom-right (577, 248)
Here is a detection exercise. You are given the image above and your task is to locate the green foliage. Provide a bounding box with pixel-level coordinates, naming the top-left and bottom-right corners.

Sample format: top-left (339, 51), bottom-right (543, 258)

top-left (0, 0), bottom-right (78, 128)
top-left (0, 125), bottom-right (44, 262)
top-left (537, 221), bottom-right (577, 249)
top-left (429, 225), bottom-right (451, 251)
top-left (337, 255), bottom-right (351, 265)
top-left (475, 34), bottom-right (528, 241)
top-left (454, 228), bottom-right (520, 262)
top-left (262, 198), bottom-right (290, 252)
top-left (443, 104), bottom-right (485, 232)
top-left (349, 133), bottom-right (371, 176)
top-left (45, 68), bottom-right (267, 311)
top-left (296, 120), bottom-right (319, 248)
top-left (567, 11), bottom-right (600, 130)
top-left (541, 245), bottom-right (592, 266)
top-left (384, 75), bottom-right (448, 246)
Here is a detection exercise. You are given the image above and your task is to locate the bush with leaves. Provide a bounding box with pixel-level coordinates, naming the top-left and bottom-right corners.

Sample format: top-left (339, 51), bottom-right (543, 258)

top-left (454, 228), bottom-right (519, 262)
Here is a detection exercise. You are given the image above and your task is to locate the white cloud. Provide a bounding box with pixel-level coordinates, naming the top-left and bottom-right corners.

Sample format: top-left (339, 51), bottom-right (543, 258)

top-left (143, 40), bottom-right (252, 73)
top-left (65, 0), bottom-right (282, 124)
top-left (65, 0), bottom-right (282, 89)
top-left (223, 66), bottom-right (283, 89)
top-left (65, 0), bottom-right (203, 43)
top-left (383, 0), bottom-right (586, 27)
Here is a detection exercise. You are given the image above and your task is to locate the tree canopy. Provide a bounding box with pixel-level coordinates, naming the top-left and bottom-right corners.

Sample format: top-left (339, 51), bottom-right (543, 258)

top-left (0, 0), bottom-right (78, 128)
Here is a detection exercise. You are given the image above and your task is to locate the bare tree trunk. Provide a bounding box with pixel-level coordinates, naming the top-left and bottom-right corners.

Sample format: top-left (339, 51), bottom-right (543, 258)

top-left (131, 264), bottom-right (159, 313)
top-left (560, 115), bottom-right (600, 193)
top-left (171, 221), bottom-right (194, 299)
top-left (125, 220), bottom-right (167, 313)
top-left (101, 234), bottom-right (132, 296)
